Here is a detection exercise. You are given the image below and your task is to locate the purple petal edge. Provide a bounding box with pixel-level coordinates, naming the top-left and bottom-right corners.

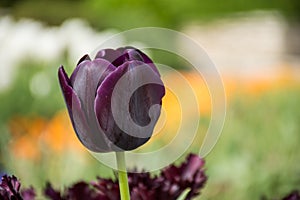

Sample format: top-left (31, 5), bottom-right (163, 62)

top-left (95, 47), bottom-right (160, 76)
top-left (58, 66), bottom-right (109, 152)
top-left (119, 47), bottom-right (160, 76)
top-left (70, 55), bottom-right (92, 85)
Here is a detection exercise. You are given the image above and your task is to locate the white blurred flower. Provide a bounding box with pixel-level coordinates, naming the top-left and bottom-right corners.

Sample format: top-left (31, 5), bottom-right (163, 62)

top-left (0, 16), bottom-right (121, 91)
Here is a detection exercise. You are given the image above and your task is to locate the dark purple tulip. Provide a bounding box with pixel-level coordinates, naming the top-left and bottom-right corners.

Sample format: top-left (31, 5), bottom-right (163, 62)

top-left (0, 175), bottom-right (36, 200)
top-left (0, 175), bottom-right (22, 200)
top-left (58, 47), bottom-right (165, 152)
top-left (42, 154), bottom-right (206, 200)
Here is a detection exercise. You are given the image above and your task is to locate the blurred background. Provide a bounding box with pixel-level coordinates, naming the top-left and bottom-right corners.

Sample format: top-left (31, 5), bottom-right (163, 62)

top-left (0, 0), bottom-right (300, 199)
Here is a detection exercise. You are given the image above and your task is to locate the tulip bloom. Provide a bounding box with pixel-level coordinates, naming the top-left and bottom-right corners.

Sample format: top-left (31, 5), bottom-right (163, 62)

top-left (58, 47), bottom-right (165, 152)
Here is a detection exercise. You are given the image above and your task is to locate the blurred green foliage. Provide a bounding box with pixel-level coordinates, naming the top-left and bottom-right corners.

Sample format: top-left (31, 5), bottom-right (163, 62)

top-left (201, 88), bottom-right (300, 199)
top-left (0, 59), bottom-right (64, 175)
top-left (0, 60), bottom-right (64, 122)
top-left (1, 0), bottom-right (300, 30)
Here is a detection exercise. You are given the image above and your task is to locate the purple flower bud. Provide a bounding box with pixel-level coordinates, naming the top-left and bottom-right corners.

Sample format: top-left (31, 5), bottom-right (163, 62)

top-left (58, 47), bottom-right (165, 152)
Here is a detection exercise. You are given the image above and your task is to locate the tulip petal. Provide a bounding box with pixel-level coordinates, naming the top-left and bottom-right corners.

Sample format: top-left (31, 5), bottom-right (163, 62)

top-left (77, 54), bottom-right (91, 66)
top-left (95, 49), bottom-right (125, 67)
top-left (118, 47), bottom-right (160, 76)
top-left (72, 59), bottom-right (115, 120)
top-left (95, 48), bottom-right (160, 76)
top-left (70, 54), bottom-right (91, 85)
top-left (94, 60), bottom-right (165, 151)
top-left (71, 59), bottom-right (116, 152)
top-left (58, 66), bottom-right (110, 152)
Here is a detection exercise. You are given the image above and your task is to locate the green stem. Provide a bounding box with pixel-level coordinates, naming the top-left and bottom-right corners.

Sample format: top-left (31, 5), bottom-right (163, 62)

top-left (116, 152), bottom-right (130, 200)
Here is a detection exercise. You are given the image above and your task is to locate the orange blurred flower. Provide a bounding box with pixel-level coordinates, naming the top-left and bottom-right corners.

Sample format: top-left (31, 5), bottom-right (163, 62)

top-left (8, 111), bottom-right (85, 161)
top-left (9, 116), bottom-right (47, 160)
top-left (41, 110), bottom-right (85, 152)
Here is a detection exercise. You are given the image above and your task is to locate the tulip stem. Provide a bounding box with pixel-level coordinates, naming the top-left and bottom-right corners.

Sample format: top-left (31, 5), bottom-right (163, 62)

top-left (116, 152), bottom-right (130, 200)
